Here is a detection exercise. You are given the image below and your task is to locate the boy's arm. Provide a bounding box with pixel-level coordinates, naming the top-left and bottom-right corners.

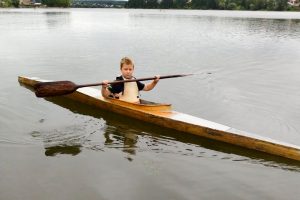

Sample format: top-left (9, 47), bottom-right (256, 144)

top-left (101, 80), bottom-right (111, 98)
top-left (143, 75), bottom-right (160, 91)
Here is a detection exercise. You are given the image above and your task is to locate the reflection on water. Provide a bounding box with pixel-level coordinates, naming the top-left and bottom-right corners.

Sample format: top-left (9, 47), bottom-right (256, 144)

top-left (0, 9), bottom-right (71, 29)
top-left (45, 145), bottom-right (81, 156)
top-left (31, 124), bottom-right (87, 157)
top-left (104, 126), bottom-right (138, 161)
top-left (32, 95), bottom-right (142, 159)
top-left (44, 11), bottom-right (71, 28)
top-left (241, 18), bottom-right (300, 39)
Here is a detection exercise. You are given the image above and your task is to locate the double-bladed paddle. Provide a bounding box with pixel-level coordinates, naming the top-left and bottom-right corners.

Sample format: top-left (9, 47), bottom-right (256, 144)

top-left (34, 74), bottom-right (192, 97)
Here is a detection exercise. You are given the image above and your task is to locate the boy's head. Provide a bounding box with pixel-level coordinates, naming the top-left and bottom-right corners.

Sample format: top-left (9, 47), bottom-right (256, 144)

top-left (120, 57), bottom-right (134, 79)
top-left (120, 57), bottom-right (134, 69)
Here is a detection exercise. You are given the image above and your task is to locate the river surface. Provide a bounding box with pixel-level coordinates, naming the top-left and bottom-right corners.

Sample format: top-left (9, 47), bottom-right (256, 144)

top-left (1, 8), bottom-right (300, 200)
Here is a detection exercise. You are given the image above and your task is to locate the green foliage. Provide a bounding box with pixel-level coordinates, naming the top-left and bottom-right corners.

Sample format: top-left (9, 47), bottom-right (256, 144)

top-left (126, 0), bottom-right (290, 11)
top-left (126, 0), bottom-right (145, 8)
top-left (287, 5), bottom-right (300, 11)
top-left (145, 0), bottom-right (159, 8)
top-left (11, 0), bottom-right (19, 7)
top-left (191, 0), bottom-right (208, 9)
top-left (174, 0), bottom-right (188, 8)
top-left (42, 0), bottom-right (71, 7)
top-left (227, 2), bottom-right (237, 9)
top-left (160, 0), bottom-right (174, 8)
top-left (0, 0), bottom-right (12, 7)
top-left (218, 0), bottom-right (226, 9)
top-left (249, 3), bottom-right (255, 10)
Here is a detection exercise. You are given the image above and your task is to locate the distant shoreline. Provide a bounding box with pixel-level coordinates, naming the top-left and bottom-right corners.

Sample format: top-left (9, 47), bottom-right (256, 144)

top-left (0, 0), bottom-right (298, 10)
top-left (1, 7), bottom-right (300, 11)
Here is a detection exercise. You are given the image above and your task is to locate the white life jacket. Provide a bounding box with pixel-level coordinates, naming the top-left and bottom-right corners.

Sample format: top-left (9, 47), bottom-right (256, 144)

top-left (119, 81), bottom-right (140, 103)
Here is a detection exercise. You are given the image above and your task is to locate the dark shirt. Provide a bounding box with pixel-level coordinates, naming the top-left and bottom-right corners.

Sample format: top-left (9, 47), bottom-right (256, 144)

top-left (108, 75), bottom-right (145, 94)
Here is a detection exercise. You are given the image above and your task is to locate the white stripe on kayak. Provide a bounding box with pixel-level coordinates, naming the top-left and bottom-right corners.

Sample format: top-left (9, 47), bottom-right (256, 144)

top-left (170, 113), bottom-right (231, 131)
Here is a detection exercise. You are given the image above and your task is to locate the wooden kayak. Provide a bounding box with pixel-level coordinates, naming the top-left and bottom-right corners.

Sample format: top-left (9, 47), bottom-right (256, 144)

top-left (18, 76), bottom-right (300, 161)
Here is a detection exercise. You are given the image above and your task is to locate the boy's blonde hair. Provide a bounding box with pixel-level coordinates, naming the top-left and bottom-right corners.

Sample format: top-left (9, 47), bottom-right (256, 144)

top-left (120, 57), bottom-right (134, 69)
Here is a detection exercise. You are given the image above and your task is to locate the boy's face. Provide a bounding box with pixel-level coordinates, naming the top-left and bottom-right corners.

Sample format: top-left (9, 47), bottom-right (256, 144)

top-left (121, 63), bottom-right (134, 79)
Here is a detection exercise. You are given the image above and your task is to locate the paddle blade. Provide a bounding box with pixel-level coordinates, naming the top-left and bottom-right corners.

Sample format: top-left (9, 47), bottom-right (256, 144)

top-left (34, 81), bottom-right (78, 97)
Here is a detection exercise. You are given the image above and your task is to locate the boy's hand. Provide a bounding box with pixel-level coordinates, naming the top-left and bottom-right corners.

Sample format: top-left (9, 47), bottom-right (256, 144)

top-left (102, 80), bottom-right (109, 88)
top-left (154, 75), bottom-right (160, 83)
top-left (101, 80), bottom-right (111, 98)
top-left (113, 93), bottom-right (120, 98)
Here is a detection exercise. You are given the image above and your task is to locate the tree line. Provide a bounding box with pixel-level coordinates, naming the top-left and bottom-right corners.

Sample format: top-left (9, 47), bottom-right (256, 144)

top-left (0, 0), bottom-right (70, 7)
top-left (41, 0), bottom-right (71, 7)
top-left (126, 0), bottom-right (290, 11)
top-left (0, 0), bottom-right (19, 7)
top-left (1, 0), bottom-right (297, 11)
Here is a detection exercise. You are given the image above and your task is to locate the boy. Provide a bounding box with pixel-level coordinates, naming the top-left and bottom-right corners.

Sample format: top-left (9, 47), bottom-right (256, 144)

top-left (101, 57), bottom-right (160, 103)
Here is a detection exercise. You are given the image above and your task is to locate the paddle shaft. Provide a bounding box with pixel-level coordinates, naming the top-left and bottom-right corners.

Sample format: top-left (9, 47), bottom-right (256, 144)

top-left (75, 74), bottom-right (190, 89)
top-left (34, 74), bottom-right (192, 97)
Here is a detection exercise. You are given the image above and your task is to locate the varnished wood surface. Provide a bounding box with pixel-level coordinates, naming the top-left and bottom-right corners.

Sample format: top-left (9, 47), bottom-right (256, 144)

top-left (18, 76), bottom-right (300, 161)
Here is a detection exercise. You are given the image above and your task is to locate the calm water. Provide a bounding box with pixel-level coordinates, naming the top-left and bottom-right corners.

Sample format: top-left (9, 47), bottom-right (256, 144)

top-left (1, 8), bottom-right (300, 200)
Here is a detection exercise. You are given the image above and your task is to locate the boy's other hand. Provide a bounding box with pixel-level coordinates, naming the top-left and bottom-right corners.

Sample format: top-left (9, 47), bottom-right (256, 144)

top-left (154, 75), bottom-right (160, 83)
top-left (102, 80), bottom-right (109, 88)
